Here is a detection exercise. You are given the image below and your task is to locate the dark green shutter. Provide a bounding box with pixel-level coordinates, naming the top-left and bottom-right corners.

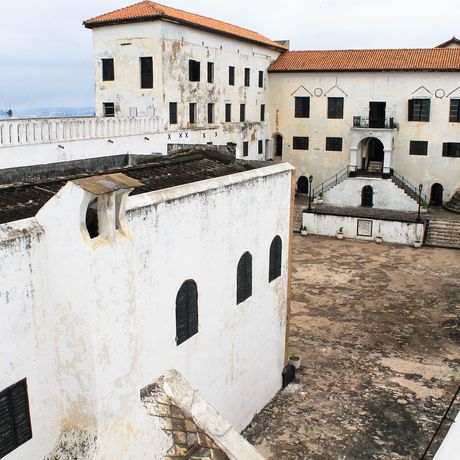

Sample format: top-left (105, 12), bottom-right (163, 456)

top-left (269, 236), bottom-right (282, 282)
top-left (237, 252), bottom-right (252, 304)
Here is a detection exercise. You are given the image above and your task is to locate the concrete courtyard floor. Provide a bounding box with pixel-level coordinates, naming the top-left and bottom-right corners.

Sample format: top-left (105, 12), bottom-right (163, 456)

top-left (243, 235), bottom-right (460, 459)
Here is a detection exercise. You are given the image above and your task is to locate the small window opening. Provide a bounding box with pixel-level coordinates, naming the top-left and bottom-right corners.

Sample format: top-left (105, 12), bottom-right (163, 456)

top-left (86, 199), bottom-right (100, 239)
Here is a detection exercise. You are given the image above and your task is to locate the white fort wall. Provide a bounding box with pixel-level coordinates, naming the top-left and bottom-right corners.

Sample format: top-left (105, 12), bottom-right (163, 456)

top-left (269, 71), bottom-right (460, 200)
top-left (0, 163), bottom-right (293, 458)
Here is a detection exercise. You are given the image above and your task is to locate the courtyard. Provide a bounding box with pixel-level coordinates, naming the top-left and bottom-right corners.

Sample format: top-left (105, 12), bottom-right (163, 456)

top-left (244, 235), bottom-right (460, 459)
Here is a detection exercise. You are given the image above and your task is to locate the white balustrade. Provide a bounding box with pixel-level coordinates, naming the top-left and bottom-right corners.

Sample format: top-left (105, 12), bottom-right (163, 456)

top-left (0, 116), bottom-right (161, 146)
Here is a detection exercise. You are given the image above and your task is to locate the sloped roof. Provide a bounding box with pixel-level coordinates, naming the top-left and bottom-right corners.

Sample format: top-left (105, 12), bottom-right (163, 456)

top-left (84, 1), bottom-right (286, 51)
top-left (436, 36), bottom-right (460, 48)
top-left (269, 48), bottom-right (460, 72)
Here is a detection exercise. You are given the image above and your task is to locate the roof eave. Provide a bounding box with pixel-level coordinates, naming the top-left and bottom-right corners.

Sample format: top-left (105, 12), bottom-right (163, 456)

top-left (268, 68), bottom-right (460, 73)
top-left (83, 15), bottom-right (286, 51)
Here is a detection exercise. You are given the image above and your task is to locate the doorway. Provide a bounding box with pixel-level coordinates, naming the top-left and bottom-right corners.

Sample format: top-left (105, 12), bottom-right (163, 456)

top-left (297, 176), bottom-right (309, 195)
top-left (430, 183), bottom-right (444, 206)
top-left (361, 185), bottom-right (374, 207)
top-left (369, 102), bottom-right (386, 128)
top-left (274, 134), bottom-right (283, 157)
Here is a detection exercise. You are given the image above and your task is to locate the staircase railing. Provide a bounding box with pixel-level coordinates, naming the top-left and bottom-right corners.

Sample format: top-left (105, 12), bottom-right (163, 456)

top-left (312, 165), bottom-right (351, 199)
top-left (392, 170), bottom-right (427, 203)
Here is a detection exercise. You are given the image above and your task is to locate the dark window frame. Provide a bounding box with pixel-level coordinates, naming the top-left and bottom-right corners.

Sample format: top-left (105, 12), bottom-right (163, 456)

top-left (102, 58), bottom-right (114, 81)
top-left (240, 104), bottom-right (246, 122)
top-left (442, 142), bottom-right (460, 158)
top-left (207, 62), bottom-right (214, 83)
top-left (225, 103), bottom-right (231, 122)
top-left (326, 137), bottom-right (342, 151)
top-left (103, 102), bottom-right (115, 118)
top-left (237, 252), bottom-right (252, 304)
top-left (207, 103), bottom-right (214, 124)
top-left (189, 103), bottom-right (197, 124)
top-left (244, 68), bottom-right (250, 87)
top-left (258, 140), bottom-right (263, 154)
top-left (243, 141), bottom-right (249, 157)
top-left (409, 140), bottom-right (428, 156)
top-left (169, 102), bottom-right (177, 125)
top-left (229, 66), bottom-right (235, 86)
top-left (260, 104), bottom-right (265, 122)
top-left (295, 97), bottom-right (310, 118)
top-left (140, 57), bottom-right (153, 89)
top-left (0, 379), bottom-right (33, 458)
top-left (269, 236), bottom-right (282, 282)
top-left (258, 70), bottom-right (264, 88)
top-left (175, 280), bottom-right (199, 345)
top-left (189, 59), bottom-right (200, 82)
top-left (327, 97), bottom-right (344, 119)
top-left (293, 136), bottom-right (309, 150)
top-left (408, 98), bottom-right (430, 122)
top-left (449, 99), bottom-right (460, 122)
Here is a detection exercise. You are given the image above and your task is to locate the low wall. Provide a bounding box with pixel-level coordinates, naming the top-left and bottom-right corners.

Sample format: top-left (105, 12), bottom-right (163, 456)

top-left (303, 212), bottom-right (425, 246)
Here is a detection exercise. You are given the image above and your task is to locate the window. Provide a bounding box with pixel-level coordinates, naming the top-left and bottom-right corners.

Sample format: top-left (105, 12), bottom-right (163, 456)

top-left (237, 252), bottom-right (252, 304)
top-left (175, 280), bottom-right (198, 345)
top-left (207, 62), bottom-right (214, 83)
top-left (189, 103), bottom-right (197, 124)
top-left (240, 104), bottom-right (246, 122)
top-left (269, 236), bottom-right (282, 282)
top-left (140, 57), bottom-right (153, 88)
top-left (258, 140), bottom-right (263, 154)
top-left (258, 70), bottom-right (264, 88)
top-left (243, 141), bottom-right (249, 157)
top-left (0, 379), bottom-right (32, 458)
top-left (260, 104), bottom-right (265, 122)
top-left (244, 68), bottom-right (250, 87)
top-left (449, 99), bottom-right (460, 122)
top-left (328, 97), bottom-right (344, 119)
top-left (408, 98), bottom-right (430, 122)
top-left (169, 102), bottom-right (177, 125)
top-left (103, 102), bottom-right (115, 118)
top-left (326, 137), bottom-right (342, 151)
top-left (207, 103), bottom-right (214, 124)
top-left (102, 58), bottom-right (114, 81)
top-left (189, 60), bottom-right (200, 82)
top-left (225, 104), bottom-right (231, 122)
top-left (409, 140), bottom-right (428, 156)
top-left (85, 198), bottom-right (99, 238)
top-left (295, 97), bottom-right (310, 118)
top-left (229, 66), bottom-right (235, 85)
top-left (293, 136), bottom-right (309, 150)
top-left (442, 142), bottom-right (460, 158)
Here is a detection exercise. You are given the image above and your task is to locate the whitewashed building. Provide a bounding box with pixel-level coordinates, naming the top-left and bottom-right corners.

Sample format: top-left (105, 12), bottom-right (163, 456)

top-left (0, 149), bottom-right (294, 458)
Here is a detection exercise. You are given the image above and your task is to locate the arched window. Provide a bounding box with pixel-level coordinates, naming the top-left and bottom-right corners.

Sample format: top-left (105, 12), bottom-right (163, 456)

top-left (361, 185), bottom-right (374, 207)
top-left (175, 280), bottom-right (198, 345)
top-left (237, 252), bottom-right (252, 304)
top-left (269, 236), bottom-right (282, 282)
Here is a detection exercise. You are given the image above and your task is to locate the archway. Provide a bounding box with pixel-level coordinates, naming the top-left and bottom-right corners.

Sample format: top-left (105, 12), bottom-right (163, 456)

top-left (430, 183), bottom-right (444, 206)
top-left (361, 185), bottom-right (374, 207)
top-left (297, 176), bottom-right (309, 195)
top-left (274, 134), bottom-right (283, 157)
top-left (357, 137), bottom-right (384, 172)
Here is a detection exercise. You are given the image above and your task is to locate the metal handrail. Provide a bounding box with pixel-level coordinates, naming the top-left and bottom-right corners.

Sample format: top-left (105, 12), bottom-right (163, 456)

top-left (392, 171), bottom-right (427, 203)
top-left (312, 165), bottom-right (351, 199)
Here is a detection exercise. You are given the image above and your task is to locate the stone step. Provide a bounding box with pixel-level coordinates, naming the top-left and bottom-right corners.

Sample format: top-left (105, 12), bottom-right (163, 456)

top-left (425, 219), bottom-right (460, 249)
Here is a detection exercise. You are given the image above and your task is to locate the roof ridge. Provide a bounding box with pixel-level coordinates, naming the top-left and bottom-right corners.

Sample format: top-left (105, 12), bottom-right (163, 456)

top-left (282, 48), bottom-right (460, 53)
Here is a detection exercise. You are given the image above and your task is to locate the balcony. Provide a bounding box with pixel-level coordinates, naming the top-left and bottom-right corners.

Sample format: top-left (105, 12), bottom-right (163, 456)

top-left (352, 116), bottom-right (396, 129)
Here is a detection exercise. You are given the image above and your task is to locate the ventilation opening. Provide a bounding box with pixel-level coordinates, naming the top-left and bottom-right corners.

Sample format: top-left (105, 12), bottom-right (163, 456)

top-left (86, 199), bottom-right (99, 239)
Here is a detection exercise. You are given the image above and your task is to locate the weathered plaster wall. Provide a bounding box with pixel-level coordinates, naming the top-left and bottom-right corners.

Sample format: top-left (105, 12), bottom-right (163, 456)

top-left (0, 163), bottom-right (293, 457)
top-left (303, 212), bottom-right (424, 246)
top-left (323, 177), bottom-right (419, 211)
top-left (268, 71), bottom-right (460, 199)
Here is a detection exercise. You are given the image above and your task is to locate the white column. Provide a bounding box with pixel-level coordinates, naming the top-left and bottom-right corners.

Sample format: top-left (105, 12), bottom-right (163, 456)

top-left (349, 147), bottom-right (358, 171)
top-left (383, 148), bottom-right (392, 174)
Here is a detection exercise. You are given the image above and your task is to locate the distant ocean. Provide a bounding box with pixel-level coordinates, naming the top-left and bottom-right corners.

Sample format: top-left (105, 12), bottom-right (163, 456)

top-left (0, 107), bottom-right (95, 120)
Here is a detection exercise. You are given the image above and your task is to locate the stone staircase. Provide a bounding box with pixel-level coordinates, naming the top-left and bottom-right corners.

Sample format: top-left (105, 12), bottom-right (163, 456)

top-left (390, 176), bottom-right (420, 203)
top-left (367, 161), bottom-right (383, 173)
top-left (425, 219), bottom-right (460, 249)
top-left (444, 190), bottom-right (460, 214)
top-left (293, 202), bottom-right (303, 232)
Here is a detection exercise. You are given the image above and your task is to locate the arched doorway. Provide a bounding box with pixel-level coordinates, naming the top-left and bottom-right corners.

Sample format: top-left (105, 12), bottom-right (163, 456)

top-left (361, 185), bottom-right (374, 207)
top-left (297, 176), bottom-right (309, 195)
top-left (274, 134), bottom-right (283, 157)
top-left (430, 183), bottom-right (444, 206)
top-left (358, 137), bottom-right (384, 172)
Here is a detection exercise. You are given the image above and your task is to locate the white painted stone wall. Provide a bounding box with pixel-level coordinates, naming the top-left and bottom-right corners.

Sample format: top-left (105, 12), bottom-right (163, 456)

top-left (269, 71), bottom-right (460, 200)
top-left (0, 163), bottom-right (293, 458)
top-left (303, 212), bottom-right (424, 246)
top-left (433, 409), bottom-right (460, 460)
top-left (323, 177), bottom-right (419, 211)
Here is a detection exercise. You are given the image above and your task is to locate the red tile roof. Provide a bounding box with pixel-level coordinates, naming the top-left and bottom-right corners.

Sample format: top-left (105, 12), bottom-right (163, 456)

top-left (269, 49), bottom-right (460, 72)
top-left (84, 1), bottom-right (286, 51)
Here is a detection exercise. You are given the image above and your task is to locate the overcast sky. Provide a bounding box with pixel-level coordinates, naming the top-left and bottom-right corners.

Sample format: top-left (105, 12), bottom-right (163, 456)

top-left (0, 0), bottom-right (457, 109)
